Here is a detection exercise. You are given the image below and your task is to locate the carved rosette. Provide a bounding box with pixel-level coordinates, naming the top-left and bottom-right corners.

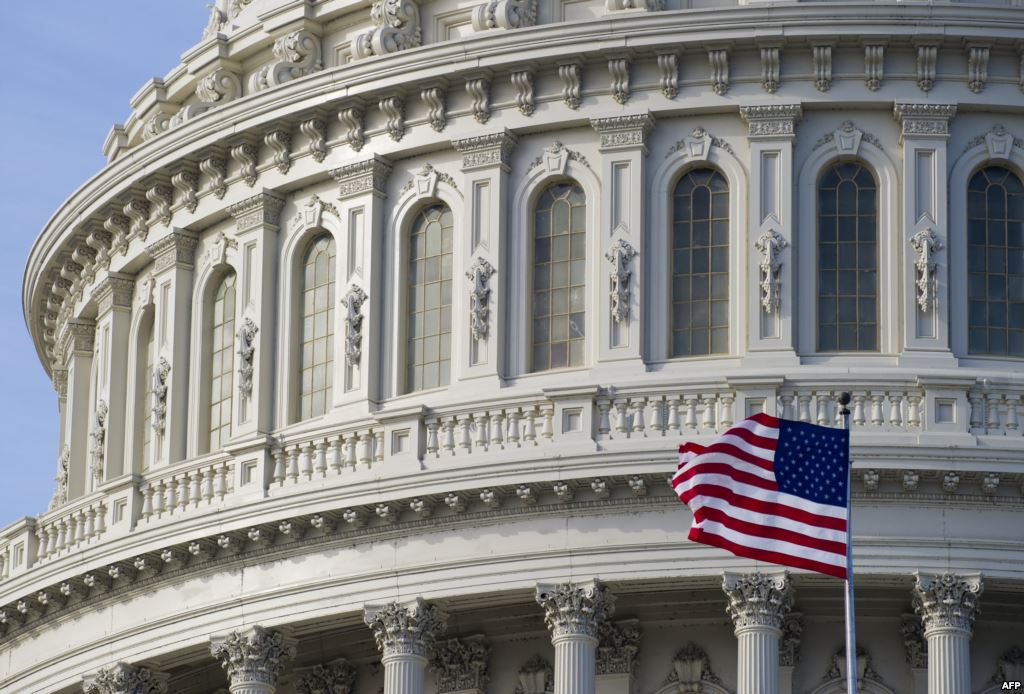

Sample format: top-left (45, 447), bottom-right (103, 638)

top-left (596, 619), bottom-right (640, 675)
top-left (151, 357), bottom-right (171, 435)
top-left (909, 228), bottom-right (942, 312)
top-left (900, 613), bottom-right (927, 668)
top-left (210, 626), bottom-right (297, 686)
top-left (364, 598), bottom-right (448, 659)
top-left (466, 257), bottom-right (495, 340)
top-left (296, 659), bottom-right (357, 694)
top-left (754, 229), bottom-right (788, 314)
top-left (605, 239), bottom-right (636, 324)
top-left (535, 579), bottom-right (614, 641)
top-left (83, 662), bottom-right (169, 694)
top-left (431, 635), bottom-right (490, 693)
top-left (236, 317), bottom-right (259, 399)
top-left (912, 572), bottom-right (984, 634)
top-left (342, 285), bottom-right (368, 365)
top-left (722, 571), bottom-right (794, 631)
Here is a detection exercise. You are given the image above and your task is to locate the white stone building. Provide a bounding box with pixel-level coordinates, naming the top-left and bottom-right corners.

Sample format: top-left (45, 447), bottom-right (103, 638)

top-left (2, 0), bottom-right (1024, 692)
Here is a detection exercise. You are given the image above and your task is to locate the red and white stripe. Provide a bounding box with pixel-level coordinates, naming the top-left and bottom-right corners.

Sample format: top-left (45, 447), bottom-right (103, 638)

top-left (671, 412), bottom-right (849, 579)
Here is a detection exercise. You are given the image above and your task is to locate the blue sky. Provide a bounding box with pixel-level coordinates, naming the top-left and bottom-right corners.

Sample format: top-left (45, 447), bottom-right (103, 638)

top-left (0, 3), bottom-right (210, 525)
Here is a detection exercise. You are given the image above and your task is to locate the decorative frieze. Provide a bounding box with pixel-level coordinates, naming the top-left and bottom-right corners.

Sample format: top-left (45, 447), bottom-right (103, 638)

top-left (708, 48), bottom-right (729, 96)
top-left (210, 626), bottom-right (296, 687)
top-left (723, 571), bottom-right (794, 630)
top-left (296, 659), bottom-right (357, 694)
top-left (657, 53), bottom-right (678, 98)
top-left (590, 113), bottom-right (654, 152)
top-left (83, 662), bottom-right (169, 694)
top-left (299, 117), bottom-right (328, 162)
top-left (264, 129), bottom-right (292, 175)
top-left (894, 103), bottom-right (957, 140)
top-left (331, 156), bottom-right (393, 199)
top-left (755, 230), bottom-right (788, 314)
top-left (739, 104), bottom-right (802, 138)
top-left (250, 29), bottom-right (323, 92)
top-left (343, 285), bottom-right (368, 365)
top-left (558, 63), bottom-right (582, 109)
top-left (432, 635), bottom-right (490, 692)
top-left (864, 44), bottom-right (885, 91)
top-left (511, 69), bottom-right (535, 115)
top-left (227, 191), bottom-right (286, 231)
top-left (472, 0), bottom-right (537, 31)
top-left (910, 228), bottom-right (942, 312)
top-left (58, 318), bottom-right (95, 358)
top-left (605, 239), bottom-right (636, 324)
top-left (236, 317), bottom-right (258, 400)
top-left (466, 257), bottom-right (495, 340)
top-left (353, 0), bottom-right (422, 59)
top-left (596, 619), bottom-right (640, 675)
top-left (421, 86), bottom-right (447, 131)
top-left (912, 572), bottom-right (983, 633)
top-left (452, 130), bottom-right (518, 171)
top-left (536, 579), bottom-right (614, 640)
top-left (364, 598), bottom-right (447, 658)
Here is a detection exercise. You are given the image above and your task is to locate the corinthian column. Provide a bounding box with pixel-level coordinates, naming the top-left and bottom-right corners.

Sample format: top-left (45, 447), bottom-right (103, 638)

top-left (912, 572), bottom-right (983, 694)
top-left (722, 571), bottom-right (794, 694)
top-left (536, 580), bottom-right (615, 694)
top-left (364, 598), bottom-right (448, 694)
top-left (82, 662), bottom-right (169, 694)
top-left (210, 626), bottom-right (296, 694)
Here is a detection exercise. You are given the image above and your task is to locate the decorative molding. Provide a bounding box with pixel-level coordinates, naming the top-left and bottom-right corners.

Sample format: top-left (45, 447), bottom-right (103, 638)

top-left (210, 626), bottom-right (296, 686)
top-left (823, 646), bottom-right (881, 684)
top-left (657, 53), bottom-right (678, 98)
top-left (145, 184), bottom-right (173, 227)
top-left (249, 29), bottom-right (323, 92)
top-left (511, 69), bottom-right (535, 116)
top-left (607, 0), bottom-right (663, 9)
top-left (723, 571), bottom-right (793, 630)
top-left (199, 155), bottom-right (228, 199)
top-left (300, 117), bottom-right (328, 162)
top-left (558, 63), bottom-right (582, 109)
top-left (432, 635), bottom-right (490, 693)
top-left (202, 4), bottom-right (227, 40)
top-left (452, 130), bottom-right (518, 171)
top-left (966, 43), bottom-right (990, 94)
top-left (205, 231), bottom-right (238, 267)
top-left (780, 612), bottom-right (803, 666)
top-left (760, 46), bottom-right (780, 94)
top-left (912, 572), bottom-right (983, 633)
top-left (170, 167), bottom-right (199, 214)
top-left (472, 0), bottom-right (537, 30)
top-left (151, 357), bottom-right (170, 435)
top-left (535, 579), bottom-right (614, 640)
top-left (590, 113), bottom-right (655, 152)
top-left (466, 257), bottom-right (495, 340)
top-left (296, 659), bottom-right (357, 694)
top-left (123, 198), bottom-right (151, 243)
top-left (93, 274), bottom-right (135, 315)
top-left (962, 124), bottom-right (1024, 158)
top-left (379, 95), bottom-right (406, 141)
top-left (83, 662), bottom-right (169, 694)
top-left (293, 194), bottom-right (340, 230)
top-left (915, 43), bottom-right (938, 92)
top-left (664, 643), bottom-right (724, 690)
top-left (227, 191), bottom-right (286, 231)
top-left (236, 317), bottom-right (258, 400)
top-left (421, 87), bottom-right (447, 132)
top-left (596, 619), bottom-right (640, 675)
top-left (353, 0), bottom-right (422, 59)
top-left (893, 103), bottom-right (957, 141)
top-left (58, 318), bottom-right (96, 358)
top-left (755, 229), bottom-right (788, 314)
top-left (48, 446), bottom-right (70, 512)
top-left (264, 129), bottom-right (292, 174)
top-left (739, 104), bottom-right (802, 138)
top-left (230, 141), bottom-right (260, 187)
top-left (608, 57), bottom-right (630, 105)
top-left (528, 141), bottom-right (592, 173)
top-left (708, 48), bottom-right (729, 96)
top-left (338, 106), bottom-right (366, 152)
top-left (665, 126), bottom-right (734, 160)
top-left (900, 613), bottom-right (927, 668)
top-left (864, 44), bottom-right (885, 91)
top-left (605, 239), bottom-right (636, 324)
top-left (364, 598), bottom-right (447, 658)
top-left (909, 228), bottom-right (942, 312)
top-left (343, 285), bottom-right (368, 365)
top-left (812, 121), bottom-right (882, 155)
top-left (812, 44), bottom-right (833, 92)
top-left (514, 654), bottom-right (553, 694)
top-left (466, 77), bottom-right (491, 124)
top-left (400, 164), bottom-right (459, 198)
top-left (174, 68), bottom-right (243, 126)
top-left (89, 400), bottom-right (108, 488)
top-left (331, 156), bottom-right (393, 199)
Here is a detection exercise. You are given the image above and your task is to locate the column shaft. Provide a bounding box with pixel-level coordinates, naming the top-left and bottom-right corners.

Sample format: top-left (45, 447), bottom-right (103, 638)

top-left (382, 653), bottom-right (427, 694)
top-left (735, 626), bottom-right (780, 694)
top-left (553, 634), bottom-right (598, 694)
top-left (926, 627), bottom-right (971, 694)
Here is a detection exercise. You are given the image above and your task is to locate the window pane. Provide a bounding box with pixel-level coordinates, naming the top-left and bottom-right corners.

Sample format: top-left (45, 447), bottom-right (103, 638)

top-left (208, 271), bottom-right (237, 451)
top-left (299, 235), bottom-right (336, 419)
top-left (406, 205), bottom-right (453, 391)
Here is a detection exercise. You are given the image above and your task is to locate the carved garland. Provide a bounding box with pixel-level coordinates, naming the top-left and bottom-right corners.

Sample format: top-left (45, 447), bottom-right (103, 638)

top-left (466, 257), bottom-right (495, 340)
top-left (754, 230), bottom-right (788, 314)
top-left (236, 318), bottom-right (258, 399)
top-left (605, 239), bottom-right (636, 324)
top-left (909, 228), bottom-right (942, 312)
top-left (343, 285), bottom-right (368, 365)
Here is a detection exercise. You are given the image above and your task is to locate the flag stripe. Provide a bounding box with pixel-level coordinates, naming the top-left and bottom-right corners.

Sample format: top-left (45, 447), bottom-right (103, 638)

top-left (674, 453), bottom-right (777, 482)
top-left (691, 505), bottom-right (848, 556)
top-left (674, 463), bottom-right (780, 492)
top-left (689, 519), bottom-right (847, 569)
top-left (689, 527), bottom-right (848, 580)
top-left (683, 493), bottom-right (848, 544)
top-left (675, 477), bottom-right (848, 525)
top-left (681, 441), bottom-right (777, 471)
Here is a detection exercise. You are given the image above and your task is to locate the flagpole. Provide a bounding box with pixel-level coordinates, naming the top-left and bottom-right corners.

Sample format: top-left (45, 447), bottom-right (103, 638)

top-left (839, 391), bottom-right (857, 694)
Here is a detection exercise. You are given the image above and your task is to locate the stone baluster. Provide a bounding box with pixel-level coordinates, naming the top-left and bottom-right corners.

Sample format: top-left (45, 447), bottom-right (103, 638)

top-left (95, 504), bottom-right (107, 535)
top-left (684, 396), bottom-right (699, 430)
top-left (364, 599), bottom-right (447, 694)
top-left (666, 397), bottom-right (681, 432)
top-left (535, 580), bottom-right (614, 694)
top-left (189, 471), bottom-right (202, 506)
top-left (986, 393), bottom-right (1002, 433)
top-left (524, 408), bottom-right (538, 444)
top-left (648, 397), bottom-right (664, 434)
top-left (778, 393), bottom-right (795, 421)
top-left (474, 413), bottom-right (489, 449)
top-left (313, 440), bottom-right (328, 477)
top-left (723, 571), bottom-right (794, 694)
top-left (345, 432), bottom-right (358, 467)
top-left (329, 436), bottom-right (344, 472)
top-left (631, 399), bottom-right (646, 435)
top-left (870, 394), bottom-right (885, 426)
top-left (907, 395), bottom-right (923, 428)
top-left (613, 400), bottom-right (629, 434)
top-left (216, 463), bottom-right (230, 498)
top-left (202, 467), bottom-right (216, 502)
top-left (508, 410), bottom-right (522, 445)
top-left (797, 394), bottom-right (812, 423)
top-left (299, 442), bottom-right (314, 479)
top-left (912, 573), bottom-right (983, 694)
top-left (211, 625), bottom-right (296, 694)
top-left (815, 393), bottom-right (830, 426)
top-left (702, 395), bottom-right (716, 431)
top-left (83, 661), bottom-right (170, 694)
top-left (458, 416), bottom-right (473, 451)
top-left (719, 393), bottom-right (735, 430)
top-left (1007, 396), bottom-right (1021, 432)
top-left (489, 411), bottom-right (505, 448)
top-left (426, 421), bottom-right (440, 455)
top-left (596, 400), bottom-right (611, 435)
top-left (541, 405), bottom-right (555, 440)
top-left (286, 446), bottom-right (300, 484)
top-left (888, 393), bottom-right (904, 427)
top-left (852, 393), bottom-right (867, 426)
top-left (441, 418), bottom-right (457, 453)
top-left (374, 431), bottom-right (385, 464)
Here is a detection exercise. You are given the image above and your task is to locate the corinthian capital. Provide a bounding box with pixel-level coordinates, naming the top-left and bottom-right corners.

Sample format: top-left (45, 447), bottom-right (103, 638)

top-left (722, 571), bottom-right (794, 631)
top-left (536, 579), bottom-right (615, 640)
top-left (210, 626), bottom-right (296, 687)
top-left (83, 662), bottom-right (169, 694)
top-left (364, 598), bottom-right (448, 659)
top-left (912, 572), bottom-right (983, 634)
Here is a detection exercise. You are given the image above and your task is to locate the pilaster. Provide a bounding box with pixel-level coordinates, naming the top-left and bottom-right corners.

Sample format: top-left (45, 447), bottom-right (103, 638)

top-left (58, 318), bottom-right (95, 500)
top-left (723, 571), bottom-right (793, 694)
top-left (92, 273), bottom-right (134, 480)
top-left (210, 625), bottom-right (296, 694)
top-left (145, 231), bottom-right (198, 465)
top-left (912, 572), bottom-right (983, 694)
top-left (432, 635), bottom-right (490, 694)
top-left (536, 579), bottom-right (615, 694)
top-left (595, 619), bottom-right (639, 694)
top-left (82, 661), bottom-right (170, 694)
top-left (227, 191), bottom-right (285, 436)
top-left (589, 114), bottom-right (653, 368)
top-left (295, 659), bottom-right (357, 694)
top-left (365, 599), bottom-right (447, 694)
top-left (894, 103), bottom-right (958, 366)
top-left (331, 157), bottom-right (392, 409)
top-left (451, 130), bottom-right (517, 387)
top-left (739, 104), bottom-right (801, 366)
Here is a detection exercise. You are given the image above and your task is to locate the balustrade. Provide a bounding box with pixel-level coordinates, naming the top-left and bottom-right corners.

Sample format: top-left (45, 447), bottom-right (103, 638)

top-left (968, 384), bottom-right (1023, 437)
top-left (34, 494), bottom-right (108, 564)
top-left (272, 422), bottom-right (381, 486)
top-left (424, 401), bottom-right (553, 458)
top-left (139, 459), bottom-right (234, 523)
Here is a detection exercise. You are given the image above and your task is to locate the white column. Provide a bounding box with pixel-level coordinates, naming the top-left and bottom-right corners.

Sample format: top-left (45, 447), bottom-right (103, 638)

top-left (912, 572), bottom-right (983, 694)
top-left (723, 571), bottom-right (794, 694)
top-left (91, 274), bottom-right (134, 480)
top-left (210, 625), bottom-right (296, 694)
top-left (57, 318), bottom-right (95, 500)
top-left (364, 598), bottom-right (447, 694)
top-left (536, 580), bottom-right (615, 694)
top-left (82, 661), bottom-right (170, 694)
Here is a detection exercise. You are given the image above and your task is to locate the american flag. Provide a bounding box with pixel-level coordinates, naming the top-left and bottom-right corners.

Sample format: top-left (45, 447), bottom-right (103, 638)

top-left (671, 412), bottom-right (850, 579)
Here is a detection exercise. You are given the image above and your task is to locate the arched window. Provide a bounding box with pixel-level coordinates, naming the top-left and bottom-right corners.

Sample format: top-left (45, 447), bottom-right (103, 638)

top-left (140, 314), bottom-right (155, 471)
top-left (208, 271), bottom-right (236, 451)
top-left (300, 235), bottom-right (336, 418)
top-left (532, 181), bottom-right (586, 371)
top-left (406, 204), bottom-right (454, 392)
top-left (968, 165), bottom-right (1024, 357)
top-left (672, 168), bottom-right (729, 357)
top-left (817, 162), bottom-right (878, 352)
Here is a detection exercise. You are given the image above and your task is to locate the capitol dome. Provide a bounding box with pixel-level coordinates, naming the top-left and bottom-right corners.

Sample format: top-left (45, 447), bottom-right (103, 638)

top-left (4, 0), bottom-right (1024, 692)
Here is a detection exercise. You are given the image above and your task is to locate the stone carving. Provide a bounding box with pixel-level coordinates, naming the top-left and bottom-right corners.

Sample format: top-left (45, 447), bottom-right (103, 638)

top-left (264, 129), bottom-right (292, 174)
top-left (658, 53), bottom-right (678, 98)
top-left (141, 111), bottom-right (173, 142)
top-left (900, 613), bottom-right (927, 668)
top-left (596, 619), bottom-right (640, 675)
top-left (812, 121), bottom-right (882, 155)
top-left (466, 77), bottom-right (491, 124)
top-left (228, 191), bottom-right (286, 231)
top-left (910, 228), bottom-right (942, 312)
top-left (779, 612), bottom-right (803, 666)
top-left (230, 141), bottom-right (260, 187)
top-left (823, 646), bottom-right (880, 684)
top-left (343, 285), bottom-right (368, 365)
top-left (452, 131), bottom-right (518, 170)
top-left (591, 114), bottom-right (655, 151)
top-left (967, 44), bottom-right (990, 94)
top-left (902, 469), bottom-right (920, 492)
top-left (472, 0), bottom-right (537, 30)
top-left (332, 157), bottom-right (393, 199)
top-left (708, 49), bottom-right (729, 96)
top-left (813, 45), bottom-right (833, 92)
top-left (364, 598), bottom-right (447, 657)
top-left (123, 199), bottom-right (151, 243)
top-left (338, 106), bottom-right (366, 151)
top-left (379, 96), bottom-right (405, 141)
top-left (466, 257), bottom-right (495, 340)
top-left (894, 103), bottom-right (957, 138)
top-left (202, 3), bottom-right (227, 40)
top-left (665, 126), bottom-right (734, 159)
top-left (89, 400), bottom-right (108, 488)
top-left (236, 317), bottom-right (258, 399)
top-left (296, 659), bottom-right (357, 694)
top-left (48, 446), bottom-right (70, 511)
top-left (608, 57), bottom-right (630, 104)
top-left (755, 230), bottom-right (788, 314)
top-left (353, 0), bottom-right (422, 59)
top-left (145, 185), bottom-right (173, 227)
top-left (723, 571), bottom-right (793, 629)
top-left (916, 44), bottom-right (938, 92)
top-left (151, 357), bottom-right (171, 435)
top-left (300, 118), bottom-right (328, 162)
top-left (432, 635), bottom-right (490, 692)
top-left (912, 572), bottom-right (983, 632)
top-left (535, 579), bottom-right (614, 639)
top-left (514, 655), bottom-right (553, 694)
top-left (200, 155), bottom-right (228, 199)
top-left (83, 662), bottom-right (169, 694)
top-left (250, 29), bottom-right (323, 92)
top-left (205, 231), bottom-right (238, 267)
top-left (230, 0), bottom-right (253, 17)
top-left (963, 124), bottom-right (1024, 159)
top-left (760, 46), bottom-right (780, 94)
top-left (86, 227), bottom-right (114, 270)
top-left (421, 87), bottom-right (447, 131)
top-left (293, 194), bottom-right (340, 230)
top-left (740, 104), bottom-right (802, 137)
top-left (605, 239), bottom-right (636, 324)
top-left (664, 643), bottom-right (724, 690)
top-left (982, 472), bottom-right (1000, 495)
top-left (558, 63), bottom-right (582, 109)
top-left (607, 0), bottom-right (663, 8)
top-left (171, 168), bottom-right (199, 213)
top-left (174, 68), bottom-right (242, 125)
top-left (864, 44), bottom-right (884, 91)
top-left (210, 626), bottom-right (296, 686)
top-left (511, 69), bottom-right (535, 115)
top-left (991, 647), bottom-right (1024, 688)
top-left (862, 468), bottom-right (880, 491)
